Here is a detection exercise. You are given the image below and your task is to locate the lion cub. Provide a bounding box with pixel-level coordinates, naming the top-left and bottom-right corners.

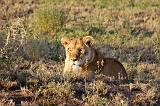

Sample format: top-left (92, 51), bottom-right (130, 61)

top-left (61, 36), bottom-right (128, 81)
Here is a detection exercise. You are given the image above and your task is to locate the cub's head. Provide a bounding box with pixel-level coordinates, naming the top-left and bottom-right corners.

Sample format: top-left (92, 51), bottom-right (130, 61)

top-left (61, 36), bottom-right (95, 67)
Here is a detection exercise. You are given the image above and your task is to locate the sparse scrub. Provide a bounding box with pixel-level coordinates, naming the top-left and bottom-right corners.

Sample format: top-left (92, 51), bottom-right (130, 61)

top-left (0, 0), bottom-right (160, 105)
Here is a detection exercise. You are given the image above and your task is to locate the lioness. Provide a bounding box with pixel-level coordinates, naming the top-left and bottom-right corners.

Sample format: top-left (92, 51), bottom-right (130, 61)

top-left (61, 36), bottom-right (128, 81)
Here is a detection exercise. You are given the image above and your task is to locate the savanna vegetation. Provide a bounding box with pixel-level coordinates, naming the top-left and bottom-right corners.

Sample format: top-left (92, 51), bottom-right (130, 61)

top-left (0, 0), bottom-right (160, 105)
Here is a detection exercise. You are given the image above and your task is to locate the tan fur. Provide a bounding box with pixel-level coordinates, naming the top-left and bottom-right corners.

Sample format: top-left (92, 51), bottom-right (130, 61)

top-left (61, 36), bottom-right (128, 81)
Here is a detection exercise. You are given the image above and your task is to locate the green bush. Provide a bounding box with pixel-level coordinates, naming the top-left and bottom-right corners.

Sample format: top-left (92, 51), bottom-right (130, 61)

top-left (32, 2), bottom-right (67, 38)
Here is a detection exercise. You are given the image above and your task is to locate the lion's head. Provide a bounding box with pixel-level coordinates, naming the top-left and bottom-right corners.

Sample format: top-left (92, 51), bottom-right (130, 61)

top-left (61, 36), bottom-right (95, 67)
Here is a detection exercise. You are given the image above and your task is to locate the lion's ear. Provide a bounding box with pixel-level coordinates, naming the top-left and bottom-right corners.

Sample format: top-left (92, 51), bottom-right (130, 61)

top-left (61, 37), bottom-right (70, 47)
top-left (82, 36), bottom-right (95, 47)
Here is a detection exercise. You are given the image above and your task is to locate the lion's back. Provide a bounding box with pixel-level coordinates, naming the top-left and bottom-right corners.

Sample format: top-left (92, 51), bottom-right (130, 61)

top-left (102, 58), bottom-right (128, 80)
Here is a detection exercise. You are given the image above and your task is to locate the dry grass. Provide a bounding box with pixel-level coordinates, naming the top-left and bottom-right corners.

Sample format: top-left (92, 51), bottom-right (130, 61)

top-left (0, 0), bottom-right (160, 105)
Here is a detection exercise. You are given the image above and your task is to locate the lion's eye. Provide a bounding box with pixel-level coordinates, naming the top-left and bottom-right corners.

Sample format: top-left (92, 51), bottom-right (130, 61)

top-left (79, 48), bottom-right (82, 52)
top-left (79, 48), bottom-right (84, 54)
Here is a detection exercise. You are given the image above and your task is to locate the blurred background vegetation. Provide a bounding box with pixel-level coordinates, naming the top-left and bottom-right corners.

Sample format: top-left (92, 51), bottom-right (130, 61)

top-left (0, 0), bottom-right (160, 105)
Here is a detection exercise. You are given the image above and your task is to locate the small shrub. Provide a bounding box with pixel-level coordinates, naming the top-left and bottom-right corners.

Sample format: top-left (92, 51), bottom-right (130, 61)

top-left (84, 94), bottom-right (108, 106)
top-left (42, 82), bottom-right (73, 101)
top-left (32, 2), bottom-right (67, 38)
top-left (109, 93), bottom-right (128, 106)
top-left (0, 19), bottom-right (28, 69)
